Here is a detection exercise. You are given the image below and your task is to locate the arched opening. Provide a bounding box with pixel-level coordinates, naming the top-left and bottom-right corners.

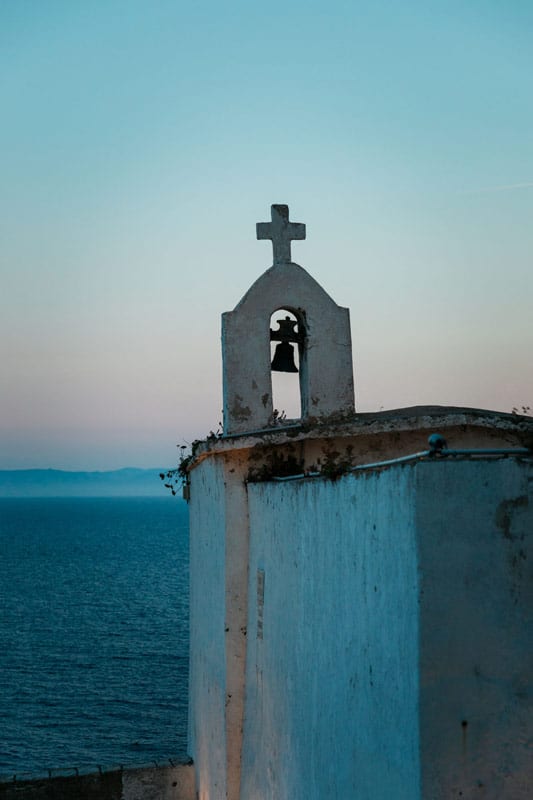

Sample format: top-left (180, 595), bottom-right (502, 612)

top-left (270, 309), bottom-right (304, 420)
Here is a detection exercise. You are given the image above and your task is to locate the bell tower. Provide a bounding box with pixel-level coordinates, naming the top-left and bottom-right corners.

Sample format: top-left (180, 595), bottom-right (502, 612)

top-left (221, 204), bottom-right (355, 435)
top-left (188, 206), bottom-right (533, 800)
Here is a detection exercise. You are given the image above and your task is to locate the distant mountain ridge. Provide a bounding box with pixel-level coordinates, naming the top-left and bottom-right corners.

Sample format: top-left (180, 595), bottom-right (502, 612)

top-left (0, 468), bottom-right (171, 497)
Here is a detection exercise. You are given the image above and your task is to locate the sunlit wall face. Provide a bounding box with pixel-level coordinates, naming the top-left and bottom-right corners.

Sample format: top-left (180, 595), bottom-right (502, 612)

top-left (1, 2), bottom-right (532, 469)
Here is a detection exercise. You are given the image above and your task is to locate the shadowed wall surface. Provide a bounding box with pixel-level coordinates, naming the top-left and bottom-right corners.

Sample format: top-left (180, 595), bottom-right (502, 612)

top-left (239, 459), bottom-right (532, 799)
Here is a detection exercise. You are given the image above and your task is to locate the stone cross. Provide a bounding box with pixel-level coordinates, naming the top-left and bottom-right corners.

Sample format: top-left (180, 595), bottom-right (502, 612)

top-left (256, 204), bottom-right (306, 264)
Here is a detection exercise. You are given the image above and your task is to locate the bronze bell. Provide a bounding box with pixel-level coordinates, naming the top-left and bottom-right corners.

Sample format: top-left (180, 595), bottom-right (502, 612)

top-left (271, 340), bottom-right (298, 373)
top-left (270, 315), bottom-right (301, 373)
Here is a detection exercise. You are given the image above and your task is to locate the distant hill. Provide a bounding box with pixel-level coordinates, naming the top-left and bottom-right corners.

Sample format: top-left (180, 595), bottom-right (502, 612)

top-left (0, 468), bottom-right (172, 498)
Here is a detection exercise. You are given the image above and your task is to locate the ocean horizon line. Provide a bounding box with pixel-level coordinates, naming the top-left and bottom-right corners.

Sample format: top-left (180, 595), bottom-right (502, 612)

top-left (0, 468), bottom-right (180, 499)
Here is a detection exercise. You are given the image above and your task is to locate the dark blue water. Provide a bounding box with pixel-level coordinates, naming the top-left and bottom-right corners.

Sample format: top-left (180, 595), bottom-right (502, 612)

top-left (0, 497), bottom-right (189, 778)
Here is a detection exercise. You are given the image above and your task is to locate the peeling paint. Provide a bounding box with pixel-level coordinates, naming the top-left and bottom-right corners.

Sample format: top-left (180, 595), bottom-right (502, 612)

top-left (231, 394), bottom-right (252, 421)
top-left (495, 495), bottom-right (528, 540)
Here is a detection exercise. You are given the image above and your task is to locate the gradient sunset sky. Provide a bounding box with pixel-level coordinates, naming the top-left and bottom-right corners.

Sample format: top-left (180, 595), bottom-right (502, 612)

top-left (1, 1), bottom-right (532, 470)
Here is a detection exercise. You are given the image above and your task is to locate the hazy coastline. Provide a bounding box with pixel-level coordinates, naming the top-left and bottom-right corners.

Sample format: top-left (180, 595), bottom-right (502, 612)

top-left (0, 468), bottom-right (171, 498)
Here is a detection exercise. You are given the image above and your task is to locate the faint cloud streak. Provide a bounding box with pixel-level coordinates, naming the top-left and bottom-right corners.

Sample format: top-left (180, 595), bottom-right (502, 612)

top-left (461, 182), bottom-right (533, 195)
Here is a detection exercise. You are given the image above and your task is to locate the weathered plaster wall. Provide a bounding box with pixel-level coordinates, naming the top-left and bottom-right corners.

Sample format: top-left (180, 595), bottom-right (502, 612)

top-left (196, 406), bottom-right (533, 472)
top-left (188, 411), bottom-right (533, 800)
top-left (222, 460), bottom-right (251, 800)
top-left (236, 458), bottom-right (532, 799)
top-left (188, 459), bottom-right (227, 800)
top-left (188, 455), bottom-right (251, 800)
top-left (241, 468), bottom-right (421, 800)
top-left (416, 459), bottom-right (533, 799)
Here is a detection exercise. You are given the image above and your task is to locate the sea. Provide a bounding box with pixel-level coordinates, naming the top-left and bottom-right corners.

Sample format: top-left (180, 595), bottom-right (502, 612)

top-left (0, 496), bottom-right (189, 779)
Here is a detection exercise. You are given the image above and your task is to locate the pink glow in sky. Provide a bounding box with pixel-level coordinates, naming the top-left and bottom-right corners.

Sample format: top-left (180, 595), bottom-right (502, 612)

top-left (1, 2), bottom-right (532, 469)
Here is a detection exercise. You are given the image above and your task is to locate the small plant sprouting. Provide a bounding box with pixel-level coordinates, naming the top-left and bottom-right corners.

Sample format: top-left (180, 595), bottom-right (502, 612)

top-left (511, 405), bottom-right (531, 417)
top-left (268, 408), bottom-right (287, 426)
top-left (160, 444), bottom-right (193, 499)
top-left (245, 442), bottom-right (357, 483)
top-left (206, 420), bottom-right (224, 441)
top-left (162, 419), bottom-right (224, 500)
top-left (316, 443), bottom-right (354, 481)
top-left (246, 448), bottom-right (304, 482)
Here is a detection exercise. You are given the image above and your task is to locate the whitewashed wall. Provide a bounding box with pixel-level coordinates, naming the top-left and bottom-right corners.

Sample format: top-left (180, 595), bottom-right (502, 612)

top-left (242, 467), bottom-right (421, 799)
top-left (188, 458), bottom-right (227, 800)
top-left (188, 454), bottom-right (532, 799)
top-left (240, 459), bottom-right (532, 799)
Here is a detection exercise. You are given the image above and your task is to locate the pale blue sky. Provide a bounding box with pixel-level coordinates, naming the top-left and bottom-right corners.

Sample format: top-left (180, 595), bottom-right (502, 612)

top-left (1, 1), bottom-right (532, 469)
